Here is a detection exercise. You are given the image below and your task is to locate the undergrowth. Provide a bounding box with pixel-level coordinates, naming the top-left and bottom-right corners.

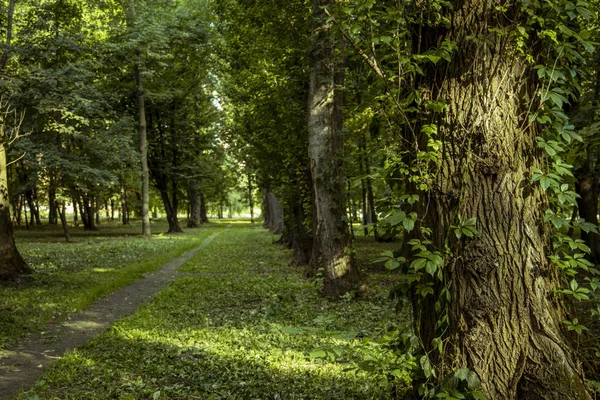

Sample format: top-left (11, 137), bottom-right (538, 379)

top-left (15, 223), bottom-right (410, 399)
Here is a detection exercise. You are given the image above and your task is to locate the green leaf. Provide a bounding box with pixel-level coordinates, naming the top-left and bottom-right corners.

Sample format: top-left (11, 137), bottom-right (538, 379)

top-left (403, 218), bottom-right (415, 232)
top-left (411, 257), bottom-right (427, 271)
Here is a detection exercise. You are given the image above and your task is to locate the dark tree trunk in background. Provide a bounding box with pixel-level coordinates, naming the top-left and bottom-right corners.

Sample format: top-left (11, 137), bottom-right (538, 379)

top-left (56, 200), bottom-right (70, 243)
top-left (247, 169), bottom-right (254, 223)
top-left (359, 156), bottom-right (369, 236)
top-left (48, 180), bottom-right (57, 225)
top-left (121, 186), bottom-right (129, 225)
top-left (77, 196), bottom-right (97, 231)
top-left (199, 192), bottom-right (208, 223)
top-left (262, 190), bottom-right (284, 234)
top-left (407, 2), bottom-right (590, 398)
top-left (0, 144), bottom-right (30, 279)
top-left (12, 195), bottom-right (22, 226)
top-left (110, 199), bottom-right (115, 221)
top-left (159, 188), bottom-right (182, 233)
top-left (575, 170), bottom-right (600, 264)
top-left (25, 188), bottom-right (40, 227)
top-left (72, 198), bottom-right (78, 226)
top-left (95, 198), bottom-right (101, 225)
top-left (307, 0), bottom-right (359, 297)
top-left (187, 186), bottom-right (202, 228)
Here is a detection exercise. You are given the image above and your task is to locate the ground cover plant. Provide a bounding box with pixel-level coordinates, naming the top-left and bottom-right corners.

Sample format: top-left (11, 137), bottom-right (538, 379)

top-left (15, 223), bottom-right (411, 399)
top-left (0, 221), bottom-right (222, 351)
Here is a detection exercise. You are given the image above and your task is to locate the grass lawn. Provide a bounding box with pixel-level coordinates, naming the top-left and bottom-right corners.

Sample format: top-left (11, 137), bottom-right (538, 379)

top-left (1, 220), bottom-right (224, 351)
top-left (13, 222), bottom-right (411, 399)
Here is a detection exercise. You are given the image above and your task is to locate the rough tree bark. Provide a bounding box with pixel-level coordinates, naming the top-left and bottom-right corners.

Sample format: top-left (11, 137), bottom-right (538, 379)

top-left (0, 143), bottom-right (30, 279)
top-left (187, 185), bottom-right (202, 228)
top-left (408, 1), bottom-right (591, 398)
top-left (262, 190), bottom-right (284, 234)
top-left (307, 0), bottom-right (359, 298)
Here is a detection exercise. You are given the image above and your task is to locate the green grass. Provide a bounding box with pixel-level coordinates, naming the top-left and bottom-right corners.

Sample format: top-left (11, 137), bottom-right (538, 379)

top-left (0, 221), bottom-right (225, 351)
top-left (15, 223), bottom-right (410, 399)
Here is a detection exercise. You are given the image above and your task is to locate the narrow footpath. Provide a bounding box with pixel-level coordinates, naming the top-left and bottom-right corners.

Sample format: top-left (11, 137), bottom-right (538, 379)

top-left (0, 227), bottom-right (229, 400)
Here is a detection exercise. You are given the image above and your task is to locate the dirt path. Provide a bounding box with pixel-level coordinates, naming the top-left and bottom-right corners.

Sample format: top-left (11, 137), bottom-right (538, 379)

top-left (0, 227), bottom-right (228, 400)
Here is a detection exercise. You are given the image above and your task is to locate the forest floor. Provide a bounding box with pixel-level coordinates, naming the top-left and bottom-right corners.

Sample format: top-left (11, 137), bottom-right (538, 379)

top-left (1, 221), bottom-right (410, 399)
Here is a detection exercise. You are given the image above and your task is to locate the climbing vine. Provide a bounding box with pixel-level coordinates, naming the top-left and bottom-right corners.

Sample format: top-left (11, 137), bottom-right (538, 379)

top-left (326, 0), bottom-right (600, 397)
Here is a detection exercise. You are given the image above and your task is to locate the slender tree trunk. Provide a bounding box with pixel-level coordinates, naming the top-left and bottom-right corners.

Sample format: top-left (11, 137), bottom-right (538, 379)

top-left (13, 195), bottom-right (22, 226)
top-left (364, 156), bottom-right (378, 240)
top-left (307, 0), bottom-right (359, 297)
top-left (359, 156), bottom-right (369, 236)
top-left (121, 186), bottom-right (129, 225)
top-left (407, 2), bottom-right (590, 398)
top-left (136, 63), bottom-right (151, 237)
top-left (72, 198), bottom-right (78, 226)
top-left (48, 180), bottom-right (57, 225)
top-left (56, 200), bottom-right (70, 243)
top-left (248, 173), bottom-right (254, 223)
top-left (104, 199), bottom-right (109, 220)
top-left (110, 199), bottom-right (115, 221)
top-left (95, 197), bottom-right (101, 225)
top-left (0, 144), bottom-right (30, 279)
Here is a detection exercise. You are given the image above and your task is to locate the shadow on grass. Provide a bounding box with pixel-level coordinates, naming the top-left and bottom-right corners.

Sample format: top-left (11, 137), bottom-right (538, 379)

top-left (24, 324), bottom-right (400, 400)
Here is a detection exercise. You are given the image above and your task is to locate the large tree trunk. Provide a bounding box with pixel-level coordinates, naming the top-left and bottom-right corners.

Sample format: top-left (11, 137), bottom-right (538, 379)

top-left (408, 2), bottom-right (590, 398)
top-left (0, 144), bottom-right (30, 279)
top-left (307, 0), bottom-right (359, 298)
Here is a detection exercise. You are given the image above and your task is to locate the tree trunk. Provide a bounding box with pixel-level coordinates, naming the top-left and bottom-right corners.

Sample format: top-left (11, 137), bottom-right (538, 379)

top-left (263, 190), bottom-right (284, 234)
top-left (187, 186), bottom-right (202, 228)
top-left (136, 63), bottom-right (151, 237)
top-left (246, 172), bottom-right (254, 223)
top-left (56, 200), bottom-right (70, 243)
top-left (575, 173), bottom-right (600, 264)
top-left (95, 197), bottom-right (101, 225)
top-left (121, 186), bottom-right (129, 225)
top-left (199, 191), bottom-right (208, 223)
top-left (159, 189), bottom-right (182, 233)
top-left (72, 198), bottom-right (78, 226)
top-left (25, 188), bottom-right (38, 227)
top-left (307, 0), bottom-right (359, 298)
top-left (48, 180), bottom-right (57, 225)
top-left (110, 199), bottom-right (115, 221)
top-left (408, 2), bottom-right (590, 398)
top-left (0, 144), bottom-right (30, 279)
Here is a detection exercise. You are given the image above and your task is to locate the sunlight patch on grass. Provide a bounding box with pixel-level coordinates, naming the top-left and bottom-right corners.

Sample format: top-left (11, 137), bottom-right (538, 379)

top-left (0, 225), bottom-right (223, 351)
top-left (16, 224), bottom-right (409, 399)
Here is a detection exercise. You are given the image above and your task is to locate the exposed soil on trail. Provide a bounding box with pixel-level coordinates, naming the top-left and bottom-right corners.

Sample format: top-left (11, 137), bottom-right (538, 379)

top-left (0, 228), bottom-right (228, 400)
